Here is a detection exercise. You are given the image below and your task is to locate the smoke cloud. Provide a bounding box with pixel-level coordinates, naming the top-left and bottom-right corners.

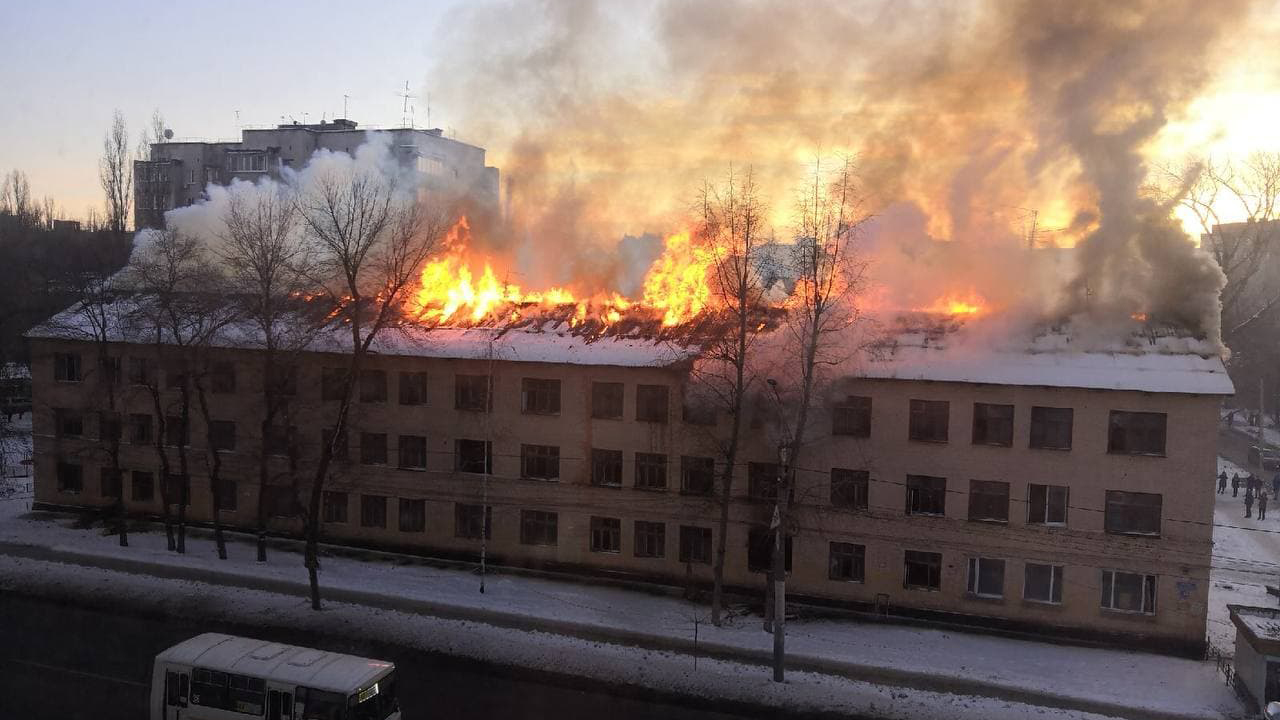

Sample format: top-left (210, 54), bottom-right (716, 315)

top-left (426, 0), bottom-right (1259, 349)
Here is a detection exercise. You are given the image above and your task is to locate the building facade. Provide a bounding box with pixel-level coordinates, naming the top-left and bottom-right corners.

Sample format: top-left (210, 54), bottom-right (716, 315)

top-left (26, 319), bottom-right (1230, 656)
top-left (133, 119), bottom-right (500, 229)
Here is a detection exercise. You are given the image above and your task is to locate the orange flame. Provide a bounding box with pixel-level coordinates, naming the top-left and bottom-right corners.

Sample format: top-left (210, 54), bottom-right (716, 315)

top-left (917, 290), bottom-right (987, 317)
top-left (640, 230), bottom-right (713, 326)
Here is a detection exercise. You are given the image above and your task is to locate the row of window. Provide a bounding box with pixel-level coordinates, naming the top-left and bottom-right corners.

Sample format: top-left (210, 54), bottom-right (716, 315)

top-left (833, 397), bottom-right (1168, 456)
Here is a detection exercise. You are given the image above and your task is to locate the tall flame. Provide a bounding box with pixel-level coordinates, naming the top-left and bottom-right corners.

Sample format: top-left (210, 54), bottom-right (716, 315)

top-left (640, 230), bottom-right (713, 327)
top-left (917, 290), bottom-right (987, 317)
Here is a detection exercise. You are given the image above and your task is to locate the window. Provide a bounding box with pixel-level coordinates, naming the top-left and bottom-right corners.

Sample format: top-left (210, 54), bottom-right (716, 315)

top-left (1100, 570), bottom-right (1157, 614)
top-left (748, 461), bottom-right (780, 500)
top-left (56, 462), bottom-right (82, 493)
top-left (166, 368), bottom-right (186, 390)
top-left (972, 403), bottom-right (1013, 446)
top-left (1027, 484), bottom-right (1068, 525)
top-left (99, 356), bottom-right (121, 385)
top-left (398, 435), bottom-right (427, 470)
top-left (636, 385), bottom-right (669, 423)
top-left (267, 363), bottom-right (297, 396)
top-left (54, 352), bottom-right (81, 382)
top-left (455, 374), bottom-right (491, 411)
top-left (829, 542), bottom-right (866, 582)
top-left (165, 474), bottom-right (190, 506)
top-left (1104, 491), bottom-right (1162, 536)
top-left (399, 371), bottom-right (428, 405)
top-left (591, 448), bottom-right (622, 487)
top-left (209, 420), bottom-right (236, 452)
top-left (455, 439), bottom-right (492, 474)
top-left (210, 361), bottom-right (236, 394)
top-left (164, 416), bottom-right (188, 447)
top-left (216, 479), bottom-right (237, 512)
top-left (521, 378), bottom-right (561, 415)
top-left (228, 152), bottom-right (266, 172)
top-left (264, 425), bottom-right (294, 457)
top-left (635, 453), bottom-right (668, 490)
top-left (590, 516), bottom-right (622, 553)
top-left (1030, 406), bottom-right (1073, 450)
top-left (833, 396), bottom-right (872, 437)
top-left (831, 469), bottom-right (869, 510)
top-left (906, 474), bottom-right (946, 516)
top-left (521, 444), bottom-right (560, 480)
top-left (634, 521), bottom-right (665, 558)
top-left (127, 357), bottom-right (151, 386)
top-left (1108, 411), bottom-right (1167, 456)
top-left (361, 433), bottom-right (388, 465)
top-left (681, 456), bottom-right (715, 495)
top-left (359, 369), bottom-right (387, 403)
top-left (904, 550), bottom-right (942, 590)
top-left (682, 401), bottom-right (716, 426)
top-left (968, 480), bottom-right (1009, 522)
top-left (455, 503), bottom-right (492, 539)
top-left (1024, 563), bottom-right (1064, 604)
top-left (520, 510), bottom-right (558, 546)
top-left (323, 491), bottom-right (348, 523)
top-left (322, 427), bottom-right (348, 461)
top-left (131, 471), bottom-right (154, 501)
top-left (747, 527), bottom-right (793, 573)
top-left (55, 408), bottom-right (83, 438)
top-left (99, 412), bottom-right (122, 442)
top-left (360, 495), bottom-right (387, 528)
top-left (321, 367), bottom-right (348, 402)
top-left (679, 525), bottom-right (712, 564)
top-left (100, 468), bottom-right (123, 498)
top-left (399, 498), bottom-right (425, 532)
top-left (591, 382), bottom-right (624, 419)
top-left (966, 557), bottom-right (1005, 598)
top-left (909, 399), bottom-right (949, 442)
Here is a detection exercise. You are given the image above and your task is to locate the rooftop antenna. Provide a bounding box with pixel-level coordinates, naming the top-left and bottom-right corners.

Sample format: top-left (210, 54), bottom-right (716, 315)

top-left (426, 92), bottom-right (431, 128)
top-left (343, 94), bottom-right (350, 119)
top-left (397, 81), bottom-right (415, 129)
top-left (234, 109), bottom-right (241, 132)
top-left (410, 104), bottom-right (415, 129)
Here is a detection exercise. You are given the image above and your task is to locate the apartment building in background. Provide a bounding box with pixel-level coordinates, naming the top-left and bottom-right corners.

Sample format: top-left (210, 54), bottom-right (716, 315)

top-left (133, 118), bottom-right (500, 229)
top-left (25, 311), bottom-right (1231, 656)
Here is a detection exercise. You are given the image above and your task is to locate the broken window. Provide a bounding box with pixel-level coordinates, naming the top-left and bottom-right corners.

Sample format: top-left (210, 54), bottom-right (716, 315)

top-left (832, 396), bottom-right (872, 437)
top-left (521, 378), bottom-right (561, 415)
top-left (360, 432), bottom-right (388, 465)
top-left (455, 374), bottom-right (492, 411)
top-left (1024, 563), bottom-right (1063, 604)
top-left (747, 527), bottom-right (792, 573)
top-left (211, 361), bottom-right (236, 394)
top-left (972, 403), bottom-right (1013, 446)
top-left (682, 400), bottom-right (716, 426)
top-left (831, 468), bottom-right (869, 510)
top-left (359, 369), bottom-right (387, 403)
top-left (54, 352), bottom-right (81, 382)
top-left (398, 435), bottom-right (427, 470)
top-left (590, 516), bottom-right (622, 553)
top-left (1030, 406), bottom-right (1073, 450)
top-left (56, 461), bottom-right (82, 493)
top-left (908, 399), bottom-right (949, 442)
top-left (634, 452), bottom-right (668, 490)
top-left (520, 510), bottom-right (558, 546)
top-left (1104, 490), bottom-right (1162, 536)
top-left (1100, 569), bottom-right (1156, 614)
top-left (680, 456), bottom-right (715, 495)
top-left (634, 521), bottom-right (665, 558)
top-left (1027, 483), bottom-right (1068, 525)
top-left (590, 448), bottom-right (622, 487)
top-left (968, 479), bottom-right (1009, 522)
top-left (323, 491), bottom-right (348, 523)
top-left (455, 439), bottom-right (492, 474)
top-left (966, 557), bottom-right (1005, 598)
top-left (398, 498), bottom-right (425, 532)
top-left (455, 503), bottom-right (492, 539)
top-left (636, 384), bottom-right (669, 423)
top-left (520, 444), bottom-right (560, 480)
top-left (906, 474), bottom-right (946, 516)
top-left (591, 382), bottom-right (624, 419)
top-left (360, 494), bottom-right (387, 528)
top-left (1107, 411), bottom-right (1167, 456)
top-left (131, 470), bottom-right (154, 502)
top-left (903, 550), bottom-right (942, 590)
top-left (398, 371), bottom-right (428, 406)
top-left (828, 542), bottom-right (865, 582)
top-left (678, 525), bottom-right (712, 564)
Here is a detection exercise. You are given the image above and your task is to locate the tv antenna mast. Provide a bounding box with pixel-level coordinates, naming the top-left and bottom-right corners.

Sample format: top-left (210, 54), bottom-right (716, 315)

top-left (343, 94), bottom-right (350, 119)
top-left (397, 81), bottom-right (415, 128)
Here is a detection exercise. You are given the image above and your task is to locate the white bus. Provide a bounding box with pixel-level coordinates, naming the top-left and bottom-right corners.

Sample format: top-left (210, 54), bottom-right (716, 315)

top-left (150, 633), bottom-right (400, 720)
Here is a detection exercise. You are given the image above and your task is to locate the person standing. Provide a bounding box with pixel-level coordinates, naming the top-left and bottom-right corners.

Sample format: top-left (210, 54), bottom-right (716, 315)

top-left (1233, 473), bottom-right (1241, 497)
top-left (1219, 472), bottom-right (1229, 495)
top-left (1246, 487), bottom-right (1255, 518)
top-left (1271, 471), bottom-right (1279, 497)
top-left (1260, 490), bottom-right (1270, 521)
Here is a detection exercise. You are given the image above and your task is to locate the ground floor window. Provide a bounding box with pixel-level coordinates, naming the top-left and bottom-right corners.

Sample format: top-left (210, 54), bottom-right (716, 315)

top-left (590, 516), bottom-right (621, 553)
top-left (455, 503), bottom-right (492, 540)
top-left (215, 478), bottom-right (237, 512)
top-left (56, 461), bottom-right (82, 493)
top-left (828, 542), bottom-right (865, 582)
top-left (747, 527), bottom-right (793, 573)
top-left (521, 510), bottom-right (558, 546)
top-left (904, 550), bottom-right (942, 590)
top-left (99, 468), bottom-right (122, 499)
top-left (360, 494), bottom-right (387, 528)
top-left (634, 521), bottom-right (665, 558)
top-left (1023, 563), bottom-right (1063, 604)
top-left (398, 498), bottom-right (426, 532)
top-left (966, 557), bottom-right (1005, 598)
top-left (130, 470), bottom-right (154, 502)
top-left (1100, 569), bottom-right (1156, 614)
top-left (323, 491), bottom-right (348, 523)
top-left (679, 525), bottom-right (712, 564)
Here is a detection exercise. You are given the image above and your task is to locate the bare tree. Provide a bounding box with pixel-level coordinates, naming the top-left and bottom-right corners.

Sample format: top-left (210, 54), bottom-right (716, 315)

top-left (296, 161), bottom-right (449, 609)
top-left (100, 110), bottom-right (133, 233)
top-left (216, 182), bottom-right (318, 562)
top-left (685, 167), bottom-right (771, 627)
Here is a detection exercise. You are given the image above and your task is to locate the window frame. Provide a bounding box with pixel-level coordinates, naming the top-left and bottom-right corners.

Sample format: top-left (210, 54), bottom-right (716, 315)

top-left (360, 494), bottom-right (388, 529)
top-left (635, 384), bottom-right (670, 423)
top-left (903, 550), bottom-right (942, 591)
top-left (131, 470), bottom-right (154, 502)
top-left (358, 369), bottom-right (387, 403)
top-left (1104, 490), bottom-right (1162, 537)
top-left (634, 452), bottom-right (668, 491)
top-left (520, 509), bottom-right (559, 546)
top-left (967, 479), bottom-right (1010, 523)
top-left (589, 516), bottom-right (622, 553)
top-left (966, 556), bottom-right (1006, 599)
top-left (634, 520), bottom-right (666, 558)
top-left (830, 468), bottom-right (870, 510)
top-left (908, 399), bottom-right (949, 443)
top-left (397, 434), bottom-right (428, 470)
top-left (455, 374), bottom-right (492, 412)
top-left (1029, 406), bottom-right (1073, 450)
top-left (398, 371), bottom-right (428, 406)
top-left (521, 377), bottom-right (562, 416)
top-left (1026, 483), bottom-right (1069, 525)
top-left (454, 503), bottom-right (492, 540)
top-left (322, 491), bottom-right (349, 523)
top-left (54, 352), bottom-right (82, 383)
top-left (1023, 562), bottom-right (1064, 605)
top-left (678, 525), bottom-right (712, 564)
top-left (520, 443), bottom-right (561, 481)
top-left (832, 395), bottom-right (872, 437)
top-left (208, 420), bottom-right (237, 452)
top-left (1107, 410), bottom-right (1168, 456)
top-left (455, 439), bottom-right (493, 474)
top-left (591, 381), bottom-right (624, 419)
top-left (747, 527), bottom-right (793, 574)
top-left (590, 448), bottom-right (623, 487)
top-left (828, 541), bottom-right (866, 582)
top-left (360, 432), bottom-right (388, 465)
top-left (398, 498), bottom-right (426, 533)
top-left (1100, 569), bottom-right (1157, 615)
top-left (680, 456), bottom-right (715, 496)
top-left (972, 402), bottom-right (1014, 447)
top-left (905, 474), bottom-right (946, 516)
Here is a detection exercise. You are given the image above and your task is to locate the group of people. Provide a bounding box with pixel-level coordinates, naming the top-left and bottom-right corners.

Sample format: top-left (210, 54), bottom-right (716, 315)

top-left (1219, 470), bottom-right (1279, 520)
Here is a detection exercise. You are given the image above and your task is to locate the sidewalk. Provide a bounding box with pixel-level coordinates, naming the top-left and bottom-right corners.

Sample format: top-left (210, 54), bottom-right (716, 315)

top-left (0, 497), bottom-right (1245, 720)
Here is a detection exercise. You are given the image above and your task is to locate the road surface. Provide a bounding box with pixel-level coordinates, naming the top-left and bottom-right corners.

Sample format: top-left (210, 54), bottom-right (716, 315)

top-left (0, 592), bottom-right (766, 720)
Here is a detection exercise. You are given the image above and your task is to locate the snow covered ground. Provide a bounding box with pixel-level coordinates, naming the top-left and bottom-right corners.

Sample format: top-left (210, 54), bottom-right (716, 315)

top-left (0, 490), bottom-right (1246, 720)
top-left (1210, 455), bottom-right (1280, 653)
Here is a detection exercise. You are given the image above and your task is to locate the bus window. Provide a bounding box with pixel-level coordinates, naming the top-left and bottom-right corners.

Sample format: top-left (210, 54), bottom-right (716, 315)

top-left (165, 671), bottom-right (187, 707)
top-left (296, 687), bottom-right (345, 720)
top-left (268, 689), bottom-right (293, 720)
top-left (349, 673), bottom-right (397, 720)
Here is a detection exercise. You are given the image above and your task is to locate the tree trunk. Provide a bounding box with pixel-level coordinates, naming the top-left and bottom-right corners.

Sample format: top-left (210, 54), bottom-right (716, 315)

top-left (255, 352), bottom-right (279, 564)
top-left (147, 383), bottom-right (175, 552)
top-left (193, 377), bottom-right (227, 560)
top-left (175, 374), bottom-right (192, 555)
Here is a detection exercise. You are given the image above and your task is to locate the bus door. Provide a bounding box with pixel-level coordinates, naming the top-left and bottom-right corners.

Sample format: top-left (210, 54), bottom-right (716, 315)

top-left (267, 688), bottom-right (293, 720)
top-left (164, 669), bottom-right (189, 719)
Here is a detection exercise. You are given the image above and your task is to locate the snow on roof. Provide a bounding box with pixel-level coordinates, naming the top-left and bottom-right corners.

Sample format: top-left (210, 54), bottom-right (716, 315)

top-left (156, 632), bottom-right (391, 692)
top-left (859, 314), bottom-right (1235, 396)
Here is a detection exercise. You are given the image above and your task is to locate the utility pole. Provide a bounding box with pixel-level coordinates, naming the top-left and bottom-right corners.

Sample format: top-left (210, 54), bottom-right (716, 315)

top-left (343, 94), bottom-right (349, 119)
top-left (771, 445), bottom-right (789, 682)
top-left (1260, 377), bottom-right (1266, 453)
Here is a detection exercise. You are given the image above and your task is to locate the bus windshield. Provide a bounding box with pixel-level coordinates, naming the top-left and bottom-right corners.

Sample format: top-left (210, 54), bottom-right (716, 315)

top-left (347, 672), bottom-right (397, 720)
